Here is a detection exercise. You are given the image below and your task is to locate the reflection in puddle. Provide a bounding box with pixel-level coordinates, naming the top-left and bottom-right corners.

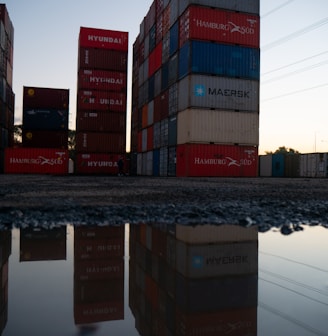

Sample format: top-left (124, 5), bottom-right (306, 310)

top-left (0, 223), bottom-right (327, 335)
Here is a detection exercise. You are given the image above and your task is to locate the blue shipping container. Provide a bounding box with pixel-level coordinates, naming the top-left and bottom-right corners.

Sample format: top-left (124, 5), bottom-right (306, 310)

top-left (23, 108), bottom-right (69, 130)
top-left (272, 154), bottom-right (285, 177)
top-left (153, 148), bottom-right (160, 176)
top-left (169, 21), bottom-right (179, 57)
top-left (179, 40), bottom-right (260, 80)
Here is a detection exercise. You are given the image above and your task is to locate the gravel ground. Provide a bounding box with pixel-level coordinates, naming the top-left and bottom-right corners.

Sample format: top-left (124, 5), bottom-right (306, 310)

top-left (0, 174), bottom-right (328, 232)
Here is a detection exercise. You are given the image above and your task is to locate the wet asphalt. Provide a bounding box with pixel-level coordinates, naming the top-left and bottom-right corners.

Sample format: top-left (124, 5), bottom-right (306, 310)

top-left (0, 174), bottom-right (328, 232)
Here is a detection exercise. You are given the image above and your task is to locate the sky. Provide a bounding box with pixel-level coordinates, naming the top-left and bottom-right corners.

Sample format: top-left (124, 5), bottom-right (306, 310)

top-left (4, 0), bottom-right (328, 155)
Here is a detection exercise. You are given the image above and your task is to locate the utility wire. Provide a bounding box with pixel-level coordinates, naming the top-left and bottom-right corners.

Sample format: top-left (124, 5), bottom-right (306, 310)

top-left (261, 83), bottom-right (328, 102)
top-left (260, 268), bottom-right (328, 297)
top-left (262, 0), bottom-right (296, 18)
top-left (259, 302), bottom-right (328, 336)
top-left (262, 59), bottom-right (328, 84)
top-left (259, 251), bottom-right (328, 272)
top-left (262, 17), bottom-right (328, 51)
top-left (262, 50), bottom-right (328, 76)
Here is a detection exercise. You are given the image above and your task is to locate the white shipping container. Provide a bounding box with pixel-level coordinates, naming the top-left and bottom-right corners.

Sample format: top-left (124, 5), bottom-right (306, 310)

top-left (178, 0), bottom-right (260, 16)
top-left (300, 153), bottom-right (328, 177)
top-left (177, 109), bottom-right (259, 145)
top-left (176, 240), bottom-right (258, 278)
top-left (170, 0), bottom-right (179, 26)
top-left (178, 74), bottom-right (259, 112)
top-left (259, 155), bottom-right (272, 177)
top-left (176, 224), bottom-right (258, 244)
top-left (169, 83), bottom-right (178, 116)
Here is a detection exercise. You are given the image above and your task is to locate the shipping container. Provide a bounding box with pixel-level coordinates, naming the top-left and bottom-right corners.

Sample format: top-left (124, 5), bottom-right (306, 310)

top-left (175, 272), bottom-right (258, 313)
top-left (259, 154), bottom-right (272, 177)
top-left (78, 47), bottom-right (127, 72)
top-left (75, 132), bottom-right (125, 153)
top-left (168, 146), bottom-right (176, 176)
top-left (272, 153), bottom-right (285, 177)
top-left (78, 69), bottom-right (127, 92)
top-left (75, 153), bottom-right (126, 175)
top-left (77, 90), bottom-right (127, 112)
top-left (176, 224), bottom-right (258, 244)
top-left (175, 307), bottom-right (257, 336)
top-left (23, 87), bottom-right (69, 109)
top-left (74, 225), bottom-right (124, 240)
top-left (178, 0), bottom-right (260, 17)
top-left (177, 109), bottom-right (259, 145)
top-left (178, 75), bottom-right (259, 112)
top-left (4, 148), bottom-right (69, 174)
top-left (179, 6), bottom-right (260, 48)
top-left (76, 111), bottom-right (126, 133)
top-left (148, 42), bottom-right (163, 77)
top-left (175, 240), bottom-right (258, 278)
top-left (79, 27), bottom-right (128, 51)
top-left (179, 40), bottom-right (260, 80)
top-left (22, 129), bottom-right (68, 149)
top-left (74, 301), bottom-right (124, 324)
top-left (285, 154), bottom-right (300, 177)
top-left (300, 153), bottom-right (328, 178)
top-left (20, 227), bottom-right (66, 261)
top-left (23, 108), bottom-right (69, 130)
top-left (176, 143), bottom-right (258, 177)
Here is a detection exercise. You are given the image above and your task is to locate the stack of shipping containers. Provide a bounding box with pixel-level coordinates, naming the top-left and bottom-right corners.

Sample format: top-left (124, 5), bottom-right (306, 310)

top-left (0, 230), bottom-right (11, 334)
top-left (131, 0), bottom-right (260, 176)
top-left (5, 86), bottom-right (70, 174)
top-left (129, 223), bottom-right (258, 335)
top-left (75, 27), bottom-right (128, 174)
top-left (74, 226), bottom-right (125, 325)
top-left (0, 4), bottom-right (14, 173)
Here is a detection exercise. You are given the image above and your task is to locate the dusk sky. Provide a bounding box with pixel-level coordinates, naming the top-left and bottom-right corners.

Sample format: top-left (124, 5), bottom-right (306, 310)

top-left (4, 0), bottom-right (328, 154)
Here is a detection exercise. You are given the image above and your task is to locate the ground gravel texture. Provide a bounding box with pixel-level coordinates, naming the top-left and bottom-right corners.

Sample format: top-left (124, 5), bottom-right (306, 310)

top-left (0, 175), bottom-right (328, 233)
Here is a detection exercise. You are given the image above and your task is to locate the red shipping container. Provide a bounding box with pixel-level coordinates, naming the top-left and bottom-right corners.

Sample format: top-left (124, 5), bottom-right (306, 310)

top-left (175, 307), bottom-right (257, 336)
top-left (79, 27), bottom-right (128, 52)
top-left (74, 237), bottom-right (124, 259)
top-left (75, 153), bottom-right (128, 175)
top-left (23, 86), bottom-right (69, 109)
top-left (154, 91), bottom-right (169, 122)
top-left (179, 6), bottom-right (260, 48)
top-left (74, 225), bottom-right (124, 240)
top-left (78, 47), bottom-right (127, 72)
top-left (148, 42), bottom-right (162, 77)
top-left (77, 90), bottom-right (126, 112)
top-left (74, 259), bottom-right (124, 281)
top-left (74, 300), bottom-right (124, 324)
top-left (78, 69), bottom-right (127, 92)
top-left (22, 129), bottom-right (68, 149)
top-left (76, 111), bottom-right (126, 133)
top-left (4, 148), bottom-right (69, 174)
top-left (176, 144), bottom-right (258, 177)
top-left (76, 132), bottom-right (125, 153)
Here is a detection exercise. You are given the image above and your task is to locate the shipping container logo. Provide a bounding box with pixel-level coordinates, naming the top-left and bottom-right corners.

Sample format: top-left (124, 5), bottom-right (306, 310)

top-left (192, 255), bottom-right (204, 269)
top-left (27, 88), bottom-right (35, 96)
top-left (194, 84), bottom-right (206, 97)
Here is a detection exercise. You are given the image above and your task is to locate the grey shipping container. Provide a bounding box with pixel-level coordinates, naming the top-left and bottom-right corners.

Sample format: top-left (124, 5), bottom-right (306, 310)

top-left (178, 0), bottom-right (260, 16)
top-left (178, 74), bottom-right (259, 112)
top-left (175, 240), bottom-right (258, 278)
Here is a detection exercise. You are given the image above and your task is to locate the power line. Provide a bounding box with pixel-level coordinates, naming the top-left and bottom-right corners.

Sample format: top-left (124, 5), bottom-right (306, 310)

top-left (262, 17), bottom-right (328, 51)
top-left (259, 251), bottom-right (328, 272)
top-left (261, 59), bottom-right (328, 84)
top-left (261, 82), bottom-right (328, 102)
top-left (262, 0), bottom-right (296, 19)
top-left (259, 302), bottom-right (328, 336)
top-left (260, 268), bottom-right (328, 297)
top-left (262, 50), bottom-right (328, 76)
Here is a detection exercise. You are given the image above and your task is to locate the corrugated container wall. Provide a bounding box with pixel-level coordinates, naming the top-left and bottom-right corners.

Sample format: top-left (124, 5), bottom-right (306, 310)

top-left (76, 27), bottom-right (128, 174)
top-left (131, 0), bottom-right (260, 177)
top-left (0, 4), bottom-right (14, 173)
